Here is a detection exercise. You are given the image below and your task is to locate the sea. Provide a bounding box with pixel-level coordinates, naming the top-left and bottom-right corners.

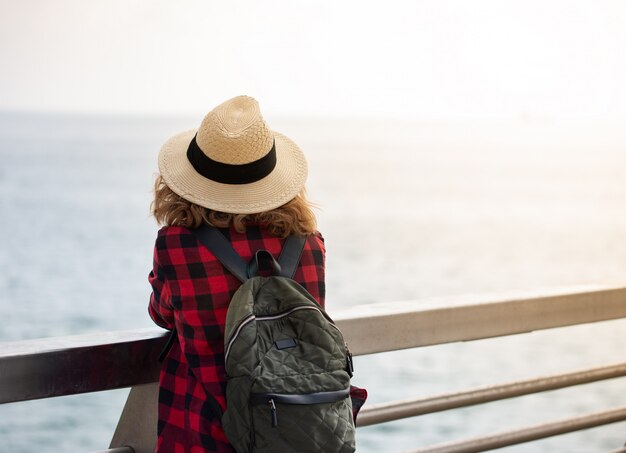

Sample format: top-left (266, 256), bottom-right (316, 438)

top-left (1, 112), bottom-right (625, 452)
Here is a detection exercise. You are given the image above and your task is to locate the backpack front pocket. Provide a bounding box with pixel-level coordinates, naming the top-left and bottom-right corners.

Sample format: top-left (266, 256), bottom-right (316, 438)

top-left (248, 388), bottom-right (355, 453)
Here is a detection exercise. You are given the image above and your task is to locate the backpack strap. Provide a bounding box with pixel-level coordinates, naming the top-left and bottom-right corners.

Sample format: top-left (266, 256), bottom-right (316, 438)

top-left (193, 225), bottom-right (248, 283)
top-left (194, 225), bottom-right (307, 280)
top-left (277, 235), bottom-right (307, 278)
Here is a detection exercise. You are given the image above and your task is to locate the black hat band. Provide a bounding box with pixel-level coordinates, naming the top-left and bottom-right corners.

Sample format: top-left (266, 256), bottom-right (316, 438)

top-left (186, 135), bottom-right (277, 185)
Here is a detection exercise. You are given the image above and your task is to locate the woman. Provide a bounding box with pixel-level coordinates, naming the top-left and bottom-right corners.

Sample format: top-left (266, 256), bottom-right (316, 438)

top-left (148, 95), bottom-right (327, 452)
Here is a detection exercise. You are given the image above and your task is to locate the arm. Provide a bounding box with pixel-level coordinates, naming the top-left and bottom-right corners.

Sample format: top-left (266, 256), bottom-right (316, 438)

top-left (148, 240), bottom-right (175, 330)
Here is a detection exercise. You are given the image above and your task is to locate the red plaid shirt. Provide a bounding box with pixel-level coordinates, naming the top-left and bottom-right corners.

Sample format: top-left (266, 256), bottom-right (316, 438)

top-left (148, 225), bottom-right (326, 452)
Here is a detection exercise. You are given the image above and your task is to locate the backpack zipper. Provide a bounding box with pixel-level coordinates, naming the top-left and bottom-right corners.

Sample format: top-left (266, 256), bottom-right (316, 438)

top-left (224, 305), bottom-right (341, 364)
top-left (224, 313), bottom-right (256, 365)
top-left (268, 399), bottom-right (278, 427)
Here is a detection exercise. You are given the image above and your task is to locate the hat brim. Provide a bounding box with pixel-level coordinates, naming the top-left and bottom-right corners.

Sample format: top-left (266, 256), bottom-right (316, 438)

top-left (158, 129), bottom-right (308, 214)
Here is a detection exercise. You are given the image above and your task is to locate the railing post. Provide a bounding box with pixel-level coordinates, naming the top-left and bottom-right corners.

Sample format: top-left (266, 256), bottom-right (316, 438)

top-left (109, 382), bottom-right (159, 453)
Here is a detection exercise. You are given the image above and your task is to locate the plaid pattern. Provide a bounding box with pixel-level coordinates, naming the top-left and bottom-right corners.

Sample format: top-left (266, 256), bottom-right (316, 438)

top-left (148, 225), bottom-right (326, 452)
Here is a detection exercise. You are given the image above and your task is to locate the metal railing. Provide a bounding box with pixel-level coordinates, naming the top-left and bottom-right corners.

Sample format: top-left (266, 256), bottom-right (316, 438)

top-left (2, 285), bottom-right (626, 452)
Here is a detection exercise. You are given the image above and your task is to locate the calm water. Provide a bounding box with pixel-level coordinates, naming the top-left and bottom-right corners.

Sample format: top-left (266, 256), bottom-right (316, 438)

top-left (1, 112), bottom-right (626, 452)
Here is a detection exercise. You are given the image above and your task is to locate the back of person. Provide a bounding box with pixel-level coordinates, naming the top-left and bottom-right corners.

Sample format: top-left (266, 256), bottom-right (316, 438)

top-left (150, 225), bottom-right (326, 451)
top-left (148, 95), bottom-right (331, 451)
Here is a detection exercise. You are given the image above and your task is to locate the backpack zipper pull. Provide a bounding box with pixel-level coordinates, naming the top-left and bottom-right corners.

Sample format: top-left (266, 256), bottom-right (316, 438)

top-left (269, 398), bottom-right (278, 427)
top-left (345, 343), bottom-right (354, 377)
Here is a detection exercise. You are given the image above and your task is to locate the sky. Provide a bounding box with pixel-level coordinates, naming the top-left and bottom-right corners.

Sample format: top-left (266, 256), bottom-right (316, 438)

top-left (1, 0), bottom-right (626, 120)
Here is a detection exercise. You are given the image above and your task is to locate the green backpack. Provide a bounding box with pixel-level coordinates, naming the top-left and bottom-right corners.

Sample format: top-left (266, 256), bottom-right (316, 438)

top-left (193, 226), bottom-right (356, 453)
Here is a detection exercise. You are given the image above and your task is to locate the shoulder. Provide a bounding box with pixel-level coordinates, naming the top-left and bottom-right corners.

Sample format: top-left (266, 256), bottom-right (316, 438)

top-left (155, 225), bottom-right (197, 249)
top-left (309, 230), bottom-right (325, 251)
top-left (156, 225), bottom-right (194, 238)
top-left (302, 231), bottom-right (326, 265)
top-left (157, 225), bottom-right (188, 235)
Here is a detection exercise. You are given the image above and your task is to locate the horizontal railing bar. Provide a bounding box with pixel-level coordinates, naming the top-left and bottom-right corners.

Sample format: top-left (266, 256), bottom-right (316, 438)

top-left (0, 329), bottom-right (167, 404)
top-left (358, 361), bottom-right (626, 427)
top-left (1, 285), bottom-right (625, 402)
top-left (409, 405), bottom-right (626, 453)
top-left (0, 329), bottom-right (163, 357)
top-left (335, 285), bottom-right (626, 355)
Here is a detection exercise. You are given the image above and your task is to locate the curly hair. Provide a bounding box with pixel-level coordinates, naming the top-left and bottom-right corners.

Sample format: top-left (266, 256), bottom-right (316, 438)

top-left (151, 175), bottom-right (318, 237)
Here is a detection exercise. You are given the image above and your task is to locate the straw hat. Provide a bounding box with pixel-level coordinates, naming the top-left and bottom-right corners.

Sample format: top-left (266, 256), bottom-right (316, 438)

top-left (158, 95), bottom-right (308, 214)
